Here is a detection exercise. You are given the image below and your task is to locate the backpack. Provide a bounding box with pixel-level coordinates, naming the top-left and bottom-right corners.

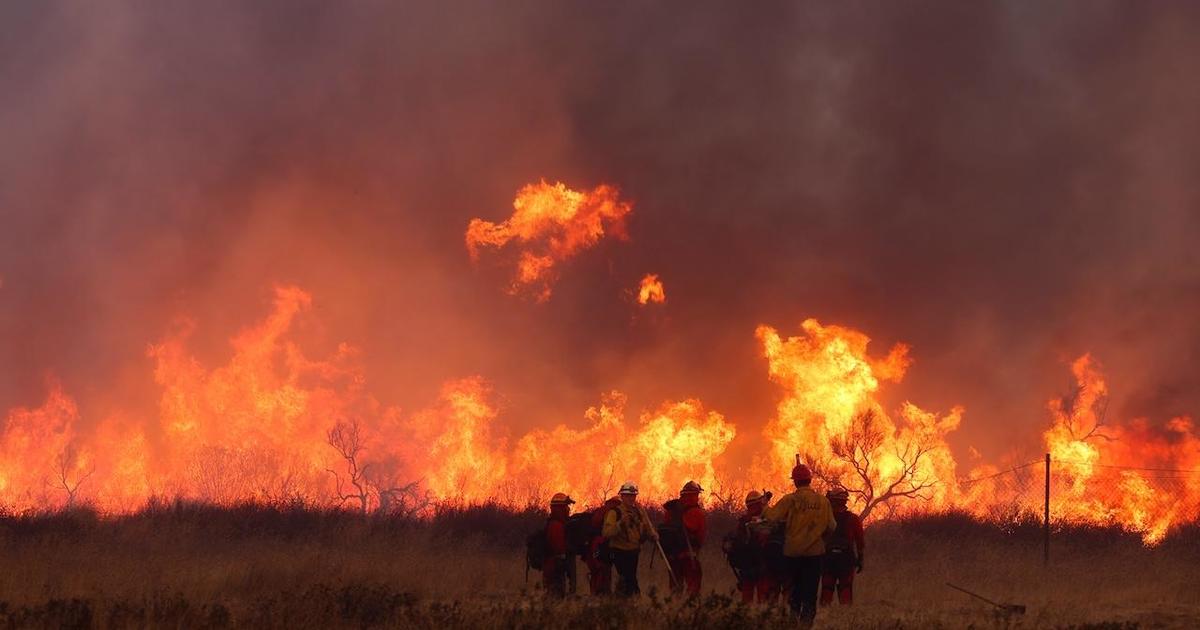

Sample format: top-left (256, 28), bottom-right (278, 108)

top-left (657, 499), bottom-right (690, 556)
top-left (525, 528), bottom-right (547, 573)
top-left (565, 513), bottom-right (594, 555)
top-left (721, 530), bottom-right (754, 576)
top-left (763, 522), bottom-right (787, 575)
top-left (826, 511), bottom-right (857, 555)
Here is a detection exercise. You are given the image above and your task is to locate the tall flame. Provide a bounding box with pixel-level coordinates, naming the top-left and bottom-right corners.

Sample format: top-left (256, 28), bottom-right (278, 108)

top-left (1, 284), bottom-right (1197, 544)
top-left (755, 319), bottom-right (962, 519)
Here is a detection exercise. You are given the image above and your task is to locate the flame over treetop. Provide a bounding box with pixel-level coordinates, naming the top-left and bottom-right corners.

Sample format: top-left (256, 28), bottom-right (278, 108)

top-left (466, 181), bottom-right (632, 301)
top-left (754, 319), bottom-right (962, 520)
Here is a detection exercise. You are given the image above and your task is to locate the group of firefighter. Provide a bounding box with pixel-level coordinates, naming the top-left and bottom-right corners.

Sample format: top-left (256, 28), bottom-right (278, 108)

top-left (533, 462), bottom-right (864, 624)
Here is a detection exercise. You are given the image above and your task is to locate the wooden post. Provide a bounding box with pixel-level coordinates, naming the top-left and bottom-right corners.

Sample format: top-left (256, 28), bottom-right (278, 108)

top-left (1043, 452), bottom-right (1051, 566)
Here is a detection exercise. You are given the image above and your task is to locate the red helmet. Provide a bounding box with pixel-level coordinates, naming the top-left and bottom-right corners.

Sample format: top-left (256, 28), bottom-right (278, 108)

top-left (791, 464), bottom-right (813, 484)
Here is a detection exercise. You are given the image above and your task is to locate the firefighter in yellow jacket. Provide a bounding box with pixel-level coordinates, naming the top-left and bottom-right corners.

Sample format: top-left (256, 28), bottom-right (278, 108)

top-left (763, 463), bottom-right (835, 625)
top-left (601, 481), bottom-right (659, 596)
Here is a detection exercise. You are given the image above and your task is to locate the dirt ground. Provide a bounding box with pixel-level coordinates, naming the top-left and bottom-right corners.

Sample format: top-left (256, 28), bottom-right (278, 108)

top-left (0, 504), bottom-right (1195, 629)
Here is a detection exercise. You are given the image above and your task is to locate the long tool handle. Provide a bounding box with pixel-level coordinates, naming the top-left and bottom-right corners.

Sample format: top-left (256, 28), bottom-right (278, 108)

top-left (641, 505), bottom-right (677, 587)
top-left (945, 582), bottom-right (1002, 608)
top-left (654, 538), bottom-right (677, 587)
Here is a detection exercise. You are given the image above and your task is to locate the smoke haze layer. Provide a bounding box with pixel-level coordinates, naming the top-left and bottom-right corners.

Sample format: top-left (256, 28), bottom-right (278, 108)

top-left (2, 1), bottom-right (1199, 463)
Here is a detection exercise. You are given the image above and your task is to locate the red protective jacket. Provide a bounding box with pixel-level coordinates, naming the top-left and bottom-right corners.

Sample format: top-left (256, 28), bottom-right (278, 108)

top-left (546, 508), bottom-right (569, 556)
top-left (830, 509), bottom-right (864, 558)
top-left (680, 495), bottom-right (707, 549)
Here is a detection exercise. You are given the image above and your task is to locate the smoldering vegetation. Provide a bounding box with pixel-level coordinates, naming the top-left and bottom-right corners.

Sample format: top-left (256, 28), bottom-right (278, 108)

top-left (0, 503), bottom-right (1195, 629)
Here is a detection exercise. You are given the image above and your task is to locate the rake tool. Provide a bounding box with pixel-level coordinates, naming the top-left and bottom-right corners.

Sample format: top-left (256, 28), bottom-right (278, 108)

top-left (945, 582), bottom-right (1026, 615)
top-left (640, 505), bottom-right (678, 589)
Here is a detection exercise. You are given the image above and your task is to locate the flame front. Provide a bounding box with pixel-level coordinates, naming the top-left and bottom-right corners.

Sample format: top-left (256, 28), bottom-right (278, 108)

top-left (466, 181), bottom-right (632, 301)
top-left (1, 283), bottom-right (1196, 543)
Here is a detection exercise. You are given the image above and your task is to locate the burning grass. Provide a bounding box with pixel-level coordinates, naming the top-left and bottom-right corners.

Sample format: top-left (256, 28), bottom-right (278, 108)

top-left (0, 502), bottom-right (1196, 629)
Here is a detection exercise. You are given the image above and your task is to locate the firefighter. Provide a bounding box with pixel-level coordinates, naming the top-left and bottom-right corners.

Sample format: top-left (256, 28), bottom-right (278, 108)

top-left (601, 481), bottom-right (659, 597)
top-left (666, 480), bottom-right (707, 597)
top-left (543, 493), bottom-right (575, 598)
top-left (586, 496), bottom-right (622, 594)
top-left (764, 463), bottom-right (836, 625)
top-left (726, 489), bottom-right (777, 604)
top-left (821, 487), bottom-right (864, 606)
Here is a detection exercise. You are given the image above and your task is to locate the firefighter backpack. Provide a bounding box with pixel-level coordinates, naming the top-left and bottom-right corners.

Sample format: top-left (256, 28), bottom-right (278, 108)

top-left (657, 499), bottom-right (689, 556)
top-left (525, 528), bottom-right (547, 574)
top-left (565, 513), bottom-right (593, 556)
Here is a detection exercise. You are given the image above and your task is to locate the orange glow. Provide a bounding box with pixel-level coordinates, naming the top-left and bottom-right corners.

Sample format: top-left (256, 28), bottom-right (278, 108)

top-left (753, 319), bottom-right (962, 519)
top-left (1042, 355), bottom-right (1200, 543)
top-left (1, 283), bottom-right (1196, 544)
top-left (466, 181), bottom-right (632, 301)
top-left (637, 274), bottom-right (666, 305)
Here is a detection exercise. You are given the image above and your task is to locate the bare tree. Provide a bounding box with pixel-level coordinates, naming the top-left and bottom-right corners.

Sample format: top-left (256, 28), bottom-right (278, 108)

top-left (1057, 382), bottom-right (1113, 443)
top-left (709, 474), bottom-right (752, 513)
top-left (326, 418), bottom-right (371, 513)
top-left (808, 410), bottom-right (939, 521)
top-left (327, 418), bottom-right (428, 515)
top-left (52, 443), bottom-right (95, 508)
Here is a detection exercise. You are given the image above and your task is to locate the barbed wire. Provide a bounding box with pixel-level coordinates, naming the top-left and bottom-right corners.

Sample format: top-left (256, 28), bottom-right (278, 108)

top-left (1053, 459), bottom-right (1200, 475)
top-left (958, 459), bottom-right (1043, 486)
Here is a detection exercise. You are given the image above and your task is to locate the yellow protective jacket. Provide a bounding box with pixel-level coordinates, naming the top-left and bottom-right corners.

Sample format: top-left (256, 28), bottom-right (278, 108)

top-left (763, 487), bottom-right (836, 557)
top-left (602, 502), bottom-right (656, 551)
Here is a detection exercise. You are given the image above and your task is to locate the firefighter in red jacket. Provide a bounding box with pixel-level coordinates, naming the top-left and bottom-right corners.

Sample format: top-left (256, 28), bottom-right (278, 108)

top-left (667, 480), bottom-right (707, 597)
top-left (543, 493), bottom-right (575, 598)
top-left (586, 495), bottom-right (621, 594)
top-left (821, 488), bottom-right (864, 605)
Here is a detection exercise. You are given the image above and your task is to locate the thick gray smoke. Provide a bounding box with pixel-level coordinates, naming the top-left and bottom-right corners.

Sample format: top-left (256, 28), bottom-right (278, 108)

top-left (2, 1), bottom-right (1198, 460)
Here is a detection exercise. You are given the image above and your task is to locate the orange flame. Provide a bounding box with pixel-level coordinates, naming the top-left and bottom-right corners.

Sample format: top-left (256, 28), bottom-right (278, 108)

top-left (637, 274), bottom-right (666, 305)
top-left (1043, 355), bottom-right (1200, 543)
top-left (1, 282), bottom-right (1198, 543)
top-left (754, 319), bottom-right (962, 519)
top-left (466, 181), bottom-right (632, 301)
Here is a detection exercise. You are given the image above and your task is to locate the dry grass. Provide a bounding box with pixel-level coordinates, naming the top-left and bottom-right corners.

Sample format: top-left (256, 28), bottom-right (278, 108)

top-left (0, 502), bottom-right (1195, 629)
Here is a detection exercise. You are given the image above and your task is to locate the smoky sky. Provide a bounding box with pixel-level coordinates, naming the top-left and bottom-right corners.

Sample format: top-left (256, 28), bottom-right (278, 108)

top-left (2, 1), bottom-right (1198, 462)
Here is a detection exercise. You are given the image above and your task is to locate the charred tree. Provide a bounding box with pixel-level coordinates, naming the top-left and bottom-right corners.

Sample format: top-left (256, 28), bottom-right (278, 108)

top-left (326, 418), bottom-right (372, 514)
top-left (809, 409), bottom-right (939, 521)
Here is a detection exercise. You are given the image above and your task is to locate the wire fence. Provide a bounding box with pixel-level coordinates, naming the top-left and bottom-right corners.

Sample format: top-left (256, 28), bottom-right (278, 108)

top-left (957, 454), bottom-right (1200, 554)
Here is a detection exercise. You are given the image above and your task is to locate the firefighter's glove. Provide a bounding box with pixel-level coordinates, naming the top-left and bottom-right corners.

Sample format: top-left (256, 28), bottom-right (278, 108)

top-left (762, 490), bottom-right (773, 503)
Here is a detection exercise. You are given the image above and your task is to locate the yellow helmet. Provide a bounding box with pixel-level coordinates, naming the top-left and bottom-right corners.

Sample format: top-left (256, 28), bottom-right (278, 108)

top-left (745, 490), bottom-right (763, 505)
top-left (550, 493), bottom-right (576, 506)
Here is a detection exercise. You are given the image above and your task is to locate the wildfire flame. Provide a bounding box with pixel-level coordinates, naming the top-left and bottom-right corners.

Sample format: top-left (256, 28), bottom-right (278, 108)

top-left (636, 274), bottom-right (666, 305)
top-left (466, 181), bottom-right (632, 301)
top-left (1042, 355), bottom-right (1200, 543)
top-left (1, 283), bottom-right (1196, 544)
top-left (754, 319), bottom-right (963, 519)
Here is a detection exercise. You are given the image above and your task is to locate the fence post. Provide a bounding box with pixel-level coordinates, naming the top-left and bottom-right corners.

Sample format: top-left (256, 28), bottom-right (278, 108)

top-left (1043, 452), bottom-right (1051, 566)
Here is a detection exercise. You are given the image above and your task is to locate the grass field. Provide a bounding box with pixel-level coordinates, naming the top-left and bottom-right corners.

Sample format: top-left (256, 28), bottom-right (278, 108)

top-left (0, 502), bottom-right (1195, 629)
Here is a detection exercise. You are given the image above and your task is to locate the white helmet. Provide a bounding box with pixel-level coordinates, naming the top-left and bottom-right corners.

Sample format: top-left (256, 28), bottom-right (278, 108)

top-left (619, 481), bottom-right (639, 495)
